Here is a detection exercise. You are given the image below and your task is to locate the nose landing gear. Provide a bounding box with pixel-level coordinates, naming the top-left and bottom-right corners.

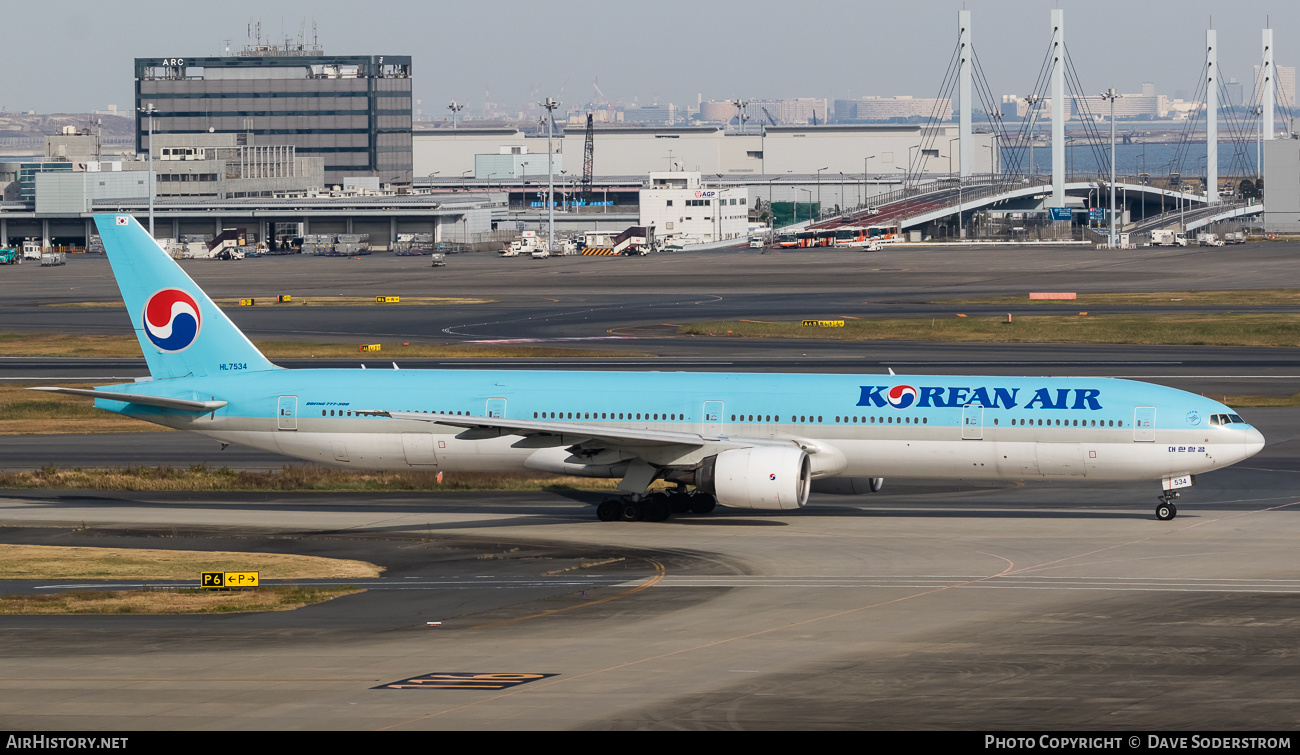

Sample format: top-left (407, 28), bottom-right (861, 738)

top-left (1156, 491), bottom-right (1180, 521)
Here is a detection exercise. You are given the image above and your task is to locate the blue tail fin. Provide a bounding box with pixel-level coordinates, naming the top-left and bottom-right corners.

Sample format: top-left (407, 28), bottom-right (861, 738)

top-left (94, 213), bottom-right (277, 379)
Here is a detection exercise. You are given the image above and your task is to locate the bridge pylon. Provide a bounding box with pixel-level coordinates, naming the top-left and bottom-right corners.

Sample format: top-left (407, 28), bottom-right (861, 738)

top-left (1050, 9), bottom-right (1065, 208)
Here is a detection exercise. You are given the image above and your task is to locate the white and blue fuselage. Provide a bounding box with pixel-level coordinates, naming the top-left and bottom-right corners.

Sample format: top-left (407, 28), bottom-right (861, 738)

top-left (97, 368), bottom-right (1262, 484)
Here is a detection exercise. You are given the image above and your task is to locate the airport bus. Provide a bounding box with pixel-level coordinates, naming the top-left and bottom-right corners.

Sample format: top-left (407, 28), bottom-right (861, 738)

top-left (867, 224), bottom-right (902, 241)
top-left (795, 230), bottom-right (838, 248)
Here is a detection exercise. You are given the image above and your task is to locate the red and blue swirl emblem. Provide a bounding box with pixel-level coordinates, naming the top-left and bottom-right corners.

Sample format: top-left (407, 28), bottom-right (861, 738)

top-left (142, 289), bottom-right (201, 352)
top-left (886, 384), bottom-right (917, 409)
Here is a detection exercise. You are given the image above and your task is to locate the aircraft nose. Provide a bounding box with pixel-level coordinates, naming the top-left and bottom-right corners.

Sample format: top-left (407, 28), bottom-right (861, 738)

top-left (1243, 427), bottom-right (1265, 459)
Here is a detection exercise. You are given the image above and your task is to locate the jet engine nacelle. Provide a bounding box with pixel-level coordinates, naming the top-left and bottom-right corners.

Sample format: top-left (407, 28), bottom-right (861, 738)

top-left (810, 477), bottom-right (884, 495)
top-left (707, 447), bottom-right (811, 510)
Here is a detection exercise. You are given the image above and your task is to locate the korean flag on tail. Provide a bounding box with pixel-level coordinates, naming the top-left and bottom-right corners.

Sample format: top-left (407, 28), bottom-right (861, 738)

top-left (116, 216), bottom-right (129, 225)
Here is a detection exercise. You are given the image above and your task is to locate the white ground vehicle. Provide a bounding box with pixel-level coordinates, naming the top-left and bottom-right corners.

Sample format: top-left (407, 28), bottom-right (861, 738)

top-left (1151, 230), bottom-right (1189, 247)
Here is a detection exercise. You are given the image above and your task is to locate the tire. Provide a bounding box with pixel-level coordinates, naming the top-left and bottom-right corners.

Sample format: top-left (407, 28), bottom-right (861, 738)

top-left (1156, 502), bottom-right (1177, 521)
top-left (596, 500), bottom-right (620, 521)
top-left (644, 499), bottom-right (670, 522)
top-left (688, 493), bottom-right (717, 514)
top-left (620, 501), bottom-right (642, 522)
top-left (667, 493), bottom-right (692, 514)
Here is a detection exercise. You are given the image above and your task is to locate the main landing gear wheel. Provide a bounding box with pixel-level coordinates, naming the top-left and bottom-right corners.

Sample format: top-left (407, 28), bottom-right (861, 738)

top-left (642, 498), bottom-right (670, 522)
top-left (687, 492), bottom-right (717, 514)
top-left (619, 499), bottom-right (643, 522)
top-left (596, 500), bottom-right (620, 521)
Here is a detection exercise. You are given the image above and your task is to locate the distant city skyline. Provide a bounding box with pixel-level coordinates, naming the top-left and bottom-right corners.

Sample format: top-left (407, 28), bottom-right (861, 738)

top-left (3, 0), bottom-right (1298, 119)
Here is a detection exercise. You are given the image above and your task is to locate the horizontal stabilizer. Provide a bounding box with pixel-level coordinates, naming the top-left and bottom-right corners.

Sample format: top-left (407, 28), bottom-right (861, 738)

top-left (30, 387), bottom-right (227, 413)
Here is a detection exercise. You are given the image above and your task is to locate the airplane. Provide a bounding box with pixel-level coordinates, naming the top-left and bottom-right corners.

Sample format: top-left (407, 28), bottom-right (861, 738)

top-left (37, 213), bottom-right (1265, 523)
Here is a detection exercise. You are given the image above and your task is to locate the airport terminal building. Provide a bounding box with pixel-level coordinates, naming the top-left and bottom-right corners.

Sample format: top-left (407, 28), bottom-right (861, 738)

top-left (135, 51), bottom-right (413, 188)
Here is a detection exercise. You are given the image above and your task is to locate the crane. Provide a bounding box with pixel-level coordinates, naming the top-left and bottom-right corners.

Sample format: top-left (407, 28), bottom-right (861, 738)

top-left (582, 113), bottom-right (594, 198)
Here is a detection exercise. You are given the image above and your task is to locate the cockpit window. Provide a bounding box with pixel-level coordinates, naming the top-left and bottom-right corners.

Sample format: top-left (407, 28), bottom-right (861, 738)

top-left (1228, 414), bottom-right (1245, 424)
top-left (1212, 413), bottom-right (1247, 425)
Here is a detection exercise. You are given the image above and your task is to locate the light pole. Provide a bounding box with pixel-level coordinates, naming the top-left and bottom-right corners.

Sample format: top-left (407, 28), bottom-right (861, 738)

top-left (1100, 88), bottom-right (1119, 248)
top-left (863, 154), bottom-right (876, 207)
top-left (461, 169), bottom-right (472, 190)
top-left (137, 104), bottom-right (156, 237)
top-left (838, 172), bottom-right (845, 216)
top-left (426, 171), bottom-right (439, 194)
top-left (731, 99), bottom-right (748, 136)
top-left (905, 146), bottom-right (920, 190)
top-left (447, 101), bottom-right (464, 130)
top-left (540, 97), bottom-right (560, 253)
top-left (815, 167), bottom-right (828, 218)
top-left (798, 189), bottom-right (812, 225)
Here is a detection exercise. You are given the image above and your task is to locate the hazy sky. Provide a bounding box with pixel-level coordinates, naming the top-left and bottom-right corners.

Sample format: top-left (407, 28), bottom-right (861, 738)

top-left (4, 0), bottom-right (1298, 115)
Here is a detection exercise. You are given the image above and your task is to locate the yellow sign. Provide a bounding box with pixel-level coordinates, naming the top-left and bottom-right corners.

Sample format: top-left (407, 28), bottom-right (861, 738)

top-left (802, 320), bottom-right (845, 327)
top-left (278, 294), bottom-right (292, 303)
top-left (239, 298), bottom-right (255, 306)
top-left (377, 296), bottom-right (401, 304)
top-left (200, 571), bottom-right (260, 589)
top-left (360, 344), bottom-right (382, 352)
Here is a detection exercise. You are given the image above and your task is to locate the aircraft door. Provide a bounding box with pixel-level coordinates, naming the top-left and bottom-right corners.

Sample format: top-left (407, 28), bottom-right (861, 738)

top-left (703, 401), bottom-right (724, 435)
top-left (277, 395), bottom-right (297, 430)
top-left (402, 434), bottom-right (439, 466)
top-left (486, 398), bottom-right (506, 418)
top-left (962, 403), bottom-right (983, 440)
top-left (1134, 407), bottom-right (1156, 442)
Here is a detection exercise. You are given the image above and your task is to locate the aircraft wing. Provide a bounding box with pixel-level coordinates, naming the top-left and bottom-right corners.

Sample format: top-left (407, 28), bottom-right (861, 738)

top-left (364, 410), bottom-right (810, 452)
top-left (366, 410), bottom-right (709, 447)
top-left (30, 387), bottom-right (228, 413)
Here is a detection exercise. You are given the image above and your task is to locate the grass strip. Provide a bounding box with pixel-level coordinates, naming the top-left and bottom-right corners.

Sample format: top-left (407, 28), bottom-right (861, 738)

top-left (1214, 392), bottom-right (1300, 408)
top-left (938, 289), bottom-right (1300, 307)
top-left (0, 333), bottom-right (641, 360)
top-left (0, 464), bottom-right (668, 493)
top-left (0, 586), bottom-right (363, 615)
top-left (0, 544), bottom-right (381, 580)
top-left (0, 383), bottom-right (165, 434)
top-left (680, 313), bottom-right (1300, 348)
